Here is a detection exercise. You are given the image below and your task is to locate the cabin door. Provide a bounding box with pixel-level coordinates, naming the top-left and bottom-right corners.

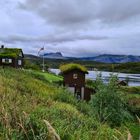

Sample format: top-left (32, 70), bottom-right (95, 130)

top-left (75, 87), bottom-right (82, 100)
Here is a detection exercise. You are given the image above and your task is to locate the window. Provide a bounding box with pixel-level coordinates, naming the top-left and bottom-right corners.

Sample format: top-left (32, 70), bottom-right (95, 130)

top-left (18, 60), bottom-right (22, 65)
top-left (2, 58), bottom-right (12, 63)
top-left (73, 74), bottom-right (78, 79)
top-left (9, 59), bottom-right (12, 63)
top-left (2, 59), bottom-right (5, 63)
top-left (19, 52), bottom-right (22, 57)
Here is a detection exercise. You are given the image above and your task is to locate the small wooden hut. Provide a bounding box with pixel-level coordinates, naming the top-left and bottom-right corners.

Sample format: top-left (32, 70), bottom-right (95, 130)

top-left (60, 63), bottom-right (94, 101)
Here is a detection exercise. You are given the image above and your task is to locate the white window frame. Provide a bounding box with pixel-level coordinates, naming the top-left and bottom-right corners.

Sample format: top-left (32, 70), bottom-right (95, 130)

top-left (73, 73), bottom-right (78, 79)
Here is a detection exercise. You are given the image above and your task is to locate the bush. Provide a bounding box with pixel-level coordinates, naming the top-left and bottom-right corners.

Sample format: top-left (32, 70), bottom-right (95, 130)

top-left (86, 79), bottom-right (96, 89)
top-left (90, 75), bottom-right (132, 127)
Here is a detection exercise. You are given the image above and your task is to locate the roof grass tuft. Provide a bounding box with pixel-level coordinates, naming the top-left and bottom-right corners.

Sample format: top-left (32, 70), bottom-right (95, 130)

top-left (0, 48), bottom-right (22, 58)
top-left (60, 63), bottom-right (88, 74)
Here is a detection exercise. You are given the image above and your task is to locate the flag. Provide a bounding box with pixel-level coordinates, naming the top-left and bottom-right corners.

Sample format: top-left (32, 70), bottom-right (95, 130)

top-left (38, 46), bottom-right (44, 55)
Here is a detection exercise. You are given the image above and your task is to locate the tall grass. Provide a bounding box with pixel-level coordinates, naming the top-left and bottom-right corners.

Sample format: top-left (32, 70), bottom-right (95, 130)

top-left (0, 68), bottom-right (137, 139)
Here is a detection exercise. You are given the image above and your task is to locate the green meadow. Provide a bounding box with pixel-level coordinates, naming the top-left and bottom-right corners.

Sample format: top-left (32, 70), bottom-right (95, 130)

top-left (0, 68), bottom-right (139, 140)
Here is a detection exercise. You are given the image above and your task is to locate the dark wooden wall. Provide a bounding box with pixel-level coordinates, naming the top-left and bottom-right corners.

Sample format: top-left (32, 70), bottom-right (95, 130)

top-left (0, 57), bottom-right (24, 68)
top-left (63, 69), bottom-right (95, 101)
top-left (63, 70), bottom-right (85, 87)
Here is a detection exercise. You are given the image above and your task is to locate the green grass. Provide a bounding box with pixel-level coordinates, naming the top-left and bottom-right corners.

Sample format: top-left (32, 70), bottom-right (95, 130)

top-left (30, 70), bottom-right (63, 83)
top-left (0, 68), bottom-right (139, 140)
top-left (60, 63), bottom-right (88, 74)
top-left (0, 48), bottom-right (22, 58)
top-left (125, 123), bottom-right (140, 140)
top-left (121, 86), bottom-right (140, 94)
top-left (120, 86), bottom-right (140, 119)
top-left (121, 86), bottom-right (140, 107)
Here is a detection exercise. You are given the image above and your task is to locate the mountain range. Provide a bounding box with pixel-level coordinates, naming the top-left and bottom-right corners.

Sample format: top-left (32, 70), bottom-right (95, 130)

top-left (79, 54), bottom-right (140, 63)
top-left (40, 52), bottom-right (65, 59)
top-left (33, 52), bottom-right (140, 63)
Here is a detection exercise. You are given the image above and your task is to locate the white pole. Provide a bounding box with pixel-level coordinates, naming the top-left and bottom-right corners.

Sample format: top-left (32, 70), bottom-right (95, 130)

top-left (42, 47), bottom-right (45, 72)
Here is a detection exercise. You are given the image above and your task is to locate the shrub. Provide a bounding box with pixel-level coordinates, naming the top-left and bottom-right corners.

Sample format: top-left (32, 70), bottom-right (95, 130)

top-left (86, 79), bottom-right (96, 89)
top-left (90, 75), bottom-right (132, 127)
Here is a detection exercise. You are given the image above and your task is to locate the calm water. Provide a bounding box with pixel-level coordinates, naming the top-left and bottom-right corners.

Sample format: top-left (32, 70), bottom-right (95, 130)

top-left (50, 69), bottom-right (140, 87)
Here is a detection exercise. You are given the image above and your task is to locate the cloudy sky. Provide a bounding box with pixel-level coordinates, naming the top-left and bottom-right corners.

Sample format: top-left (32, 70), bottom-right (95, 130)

top-left (0, 0), bottom-right (140, 57)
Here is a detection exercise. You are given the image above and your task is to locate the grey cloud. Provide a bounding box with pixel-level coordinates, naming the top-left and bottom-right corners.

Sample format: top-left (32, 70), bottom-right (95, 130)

top-left (0, 33), bottom-right (108, 44)
top-left (0, 0), bottom-right (140, 57)
top-left (1, 34), bottom-right (140, 57)
top-left (0, 35), bottom-right (34, 44)
top-left (96, 0), bottom-right (140, 23)
top-left (19, 0), bottom-right (95, 27)
top-left (19, 0), bottom-right (140, 28)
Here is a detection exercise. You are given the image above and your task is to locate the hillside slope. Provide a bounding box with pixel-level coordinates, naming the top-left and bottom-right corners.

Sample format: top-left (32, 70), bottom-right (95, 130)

top-left (0, 68), bottom-right (137, 139)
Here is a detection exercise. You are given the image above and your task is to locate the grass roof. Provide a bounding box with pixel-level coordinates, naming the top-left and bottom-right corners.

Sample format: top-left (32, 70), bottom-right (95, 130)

top-left (0, 48), bottom-right (22, 58)
top-left (60, 63), bottom-right (88, 74)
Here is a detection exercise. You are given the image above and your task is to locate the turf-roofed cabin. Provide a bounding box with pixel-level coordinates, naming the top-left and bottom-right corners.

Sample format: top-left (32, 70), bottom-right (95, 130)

top-left (60, 63), bottom-right (95, 101)
top-left (0, 45), bottom-right (24, 68)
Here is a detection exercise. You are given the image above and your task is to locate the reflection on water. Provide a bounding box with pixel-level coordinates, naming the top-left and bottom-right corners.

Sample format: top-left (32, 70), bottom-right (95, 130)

top-left (50, 69), bottom-right (140, 87)
top-left (87, 71), bottom-right (140, 87)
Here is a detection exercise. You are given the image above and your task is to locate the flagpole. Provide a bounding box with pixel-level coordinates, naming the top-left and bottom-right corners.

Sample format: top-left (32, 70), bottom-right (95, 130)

top-left (42, 47), bottom-right (45, 72)
top-left (38, 46), bottom-right (45, 72)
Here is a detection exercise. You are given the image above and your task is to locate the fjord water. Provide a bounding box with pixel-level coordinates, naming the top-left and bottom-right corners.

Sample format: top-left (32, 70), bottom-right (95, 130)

top-left (50, 69), bottom-right (140, 86)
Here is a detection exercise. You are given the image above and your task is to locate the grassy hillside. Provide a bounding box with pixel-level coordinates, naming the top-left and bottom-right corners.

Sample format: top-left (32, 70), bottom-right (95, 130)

top-left (0, 68), bottom-right (139, 139)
